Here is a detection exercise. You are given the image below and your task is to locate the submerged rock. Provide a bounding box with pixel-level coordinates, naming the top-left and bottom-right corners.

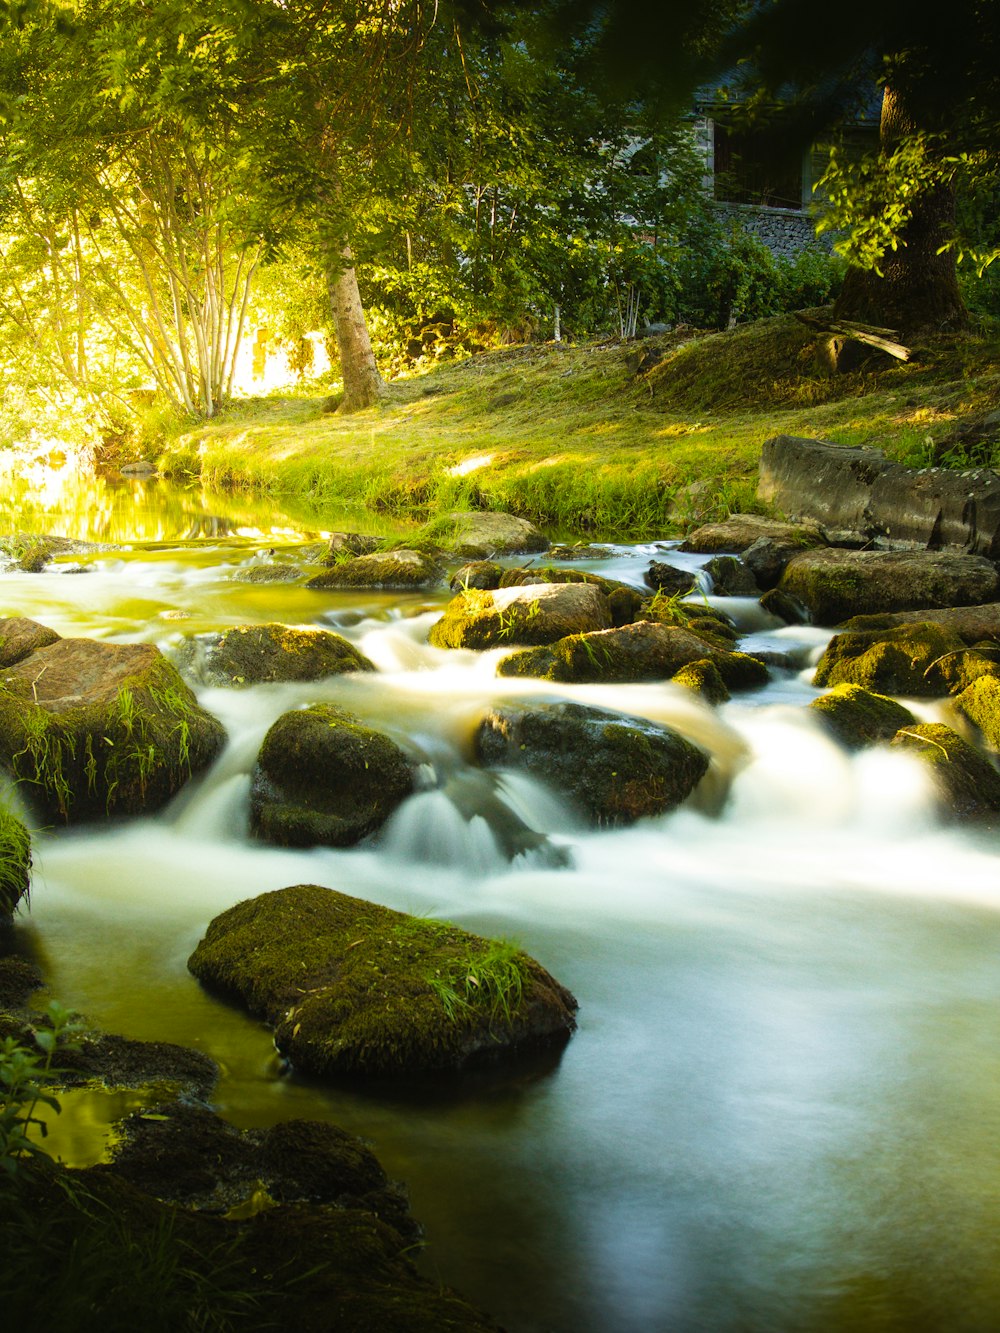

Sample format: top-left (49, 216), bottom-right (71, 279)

top-left (643, 560), bottom-right (699, 596)
top-left (476, 700), bottom-right (709, 825)
top-left (891, 723), bottom-right (1000, 823)
top-left (809, 684), bottom-right (917, 750)
top-left (176, 623), bottom-right (375, 687)
top-left (813, 623), bottom-right (999, 697)
top-left (188, 884), bottom-right (577, 1079)
top-left (251, 704), bottom-right (414, 848)
top-left (429, 583), bottom-right (612, 649)
top-left (702, 554), bottom-right (760, 596)
top-left (778, 548), bottom-right (1000, 625)
top-left (0, 635), bottom-right (225, 823)
top-left (307, 548), bottom-right (444, 591)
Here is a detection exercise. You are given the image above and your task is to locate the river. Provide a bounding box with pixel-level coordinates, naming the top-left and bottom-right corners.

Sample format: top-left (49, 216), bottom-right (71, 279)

top-left (5, 467), bottom-right (1000, 1333)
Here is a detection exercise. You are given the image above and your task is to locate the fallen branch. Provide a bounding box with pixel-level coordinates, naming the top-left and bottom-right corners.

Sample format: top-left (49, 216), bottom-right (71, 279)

top-left (794, 311), bottom-right (911, 361)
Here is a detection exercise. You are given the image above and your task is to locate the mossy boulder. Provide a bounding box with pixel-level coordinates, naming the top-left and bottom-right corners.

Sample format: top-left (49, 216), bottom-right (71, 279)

top-left (742, 535), bottom-right (820, 590)
top-left (306, 549), bottom-right (444, 591)
top-left (429, 510), bottom-right (550, 559)
top-left (680, 515), bottom-right (824, 554)
top-left (429, 583), bottom-right (612, 650)
top-left (778, 548), bottom-right (1000, 626)
top-left (322, 532), bottom-right (382, 562)
top-left (108, 1101), bottom-right (413, 1234)
top-left (188, 884), bottom-right (577, 1079)
top-left (759, 587), bottom-right (808, 624)
top-left (230, 562), bottom-right (304, 585)
top-left (251, 704), bottom-right (414, 848)
top-left (0, 637), bottom-right (226, 823)
top-left (0, 616), bottom-right (61, 666)
top-left (475, 700), bottom-right (709, 825)
top-left (671, 659), bottom-right (731, 705)
top-left (176, 623), bottom-right (375, 688)
top-left (0, 803), bottom-right (30, 919)
top-left (496, 621), bottom-right (768, 691)
top-left (809, 684), bottom-right (917, 750)
top-left (813, 623), bottom-right (999, 697)
top-left (890, 723), bottom-right (1000, 823)
top-left (703, 554), bottom-right (760, 596)
top-left (643, 560), bottom-right (699, 596)
top-left (637, 596), bottom-right (739, 646)
top-left (449, 560), bottom-right (504, 591)
top-left (839, 604), bottom-right (1000, 641)
top-left (954, 675), bottom-right (1000, 751)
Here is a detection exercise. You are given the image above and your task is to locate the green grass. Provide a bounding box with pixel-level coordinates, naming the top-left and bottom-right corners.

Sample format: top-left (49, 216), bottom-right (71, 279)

top-left (156, 315), bottom-right (1000, 540)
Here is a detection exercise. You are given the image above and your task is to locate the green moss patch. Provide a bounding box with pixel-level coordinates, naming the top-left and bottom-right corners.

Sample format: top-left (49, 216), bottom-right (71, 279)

top-left (814, 623), bottom-right (999, 698)
top-left (954, 675), bottom-right (1000, 751)
top-left (809, 684), bottom-right (917, 750)
top-left (188, 884), bottom-right (577, 1080)
top-left (891, 723), bottom-right (1000, 823)
top-left (0, 802), bottom-right (30, 918)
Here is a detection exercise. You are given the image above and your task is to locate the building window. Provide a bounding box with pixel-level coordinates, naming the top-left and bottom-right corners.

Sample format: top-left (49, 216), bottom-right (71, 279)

top-left (713, 122), bottom-right (804, 210)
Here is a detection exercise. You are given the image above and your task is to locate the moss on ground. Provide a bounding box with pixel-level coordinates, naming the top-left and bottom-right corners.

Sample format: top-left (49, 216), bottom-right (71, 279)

top-left (156, 319), bottom-right (1000, 540)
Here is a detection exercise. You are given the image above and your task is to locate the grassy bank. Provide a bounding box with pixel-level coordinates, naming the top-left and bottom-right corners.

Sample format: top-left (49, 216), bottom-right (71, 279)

top-left (158, 314), bottom-right (1000, 540)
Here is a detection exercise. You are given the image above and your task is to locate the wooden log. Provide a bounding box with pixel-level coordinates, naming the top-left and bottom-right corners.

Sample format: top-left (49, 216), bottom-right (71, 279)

top-left (794, 311), bottom-right (911, 361)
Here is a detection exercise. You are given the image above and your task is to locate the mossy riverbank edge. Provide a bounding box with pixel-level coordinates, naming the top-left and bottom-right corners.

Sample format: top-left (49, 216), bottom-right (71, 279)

top-left (153, 314), bottom-right (1000, 540)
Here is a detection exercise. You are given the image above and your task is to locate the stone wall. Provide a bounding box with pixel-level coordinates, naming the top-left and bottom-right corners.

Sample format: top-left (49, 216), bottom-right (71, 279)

top-left (714, 202), bottom-right (830, 261)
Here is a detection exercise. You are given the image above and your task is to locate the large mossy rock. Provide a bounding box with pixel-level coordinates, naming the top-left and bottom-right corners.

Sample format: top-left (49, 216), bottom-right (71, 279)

top-left (475, 700), bottom-right (709, 825)
top-left (177, 623), bottom-right (375, 688)
top-left (0, 636), bottom-right (225, 823)
top-left (429, 583), bottom-right (612, 650)
top-left (809, 684), bottom-right (917, 750)
top-left (306, 549), bottom-right (444, 591)
top-left (954, 675), bottom-right (1000, 751)
top-left (188, 884), bottom-right (577, 1079)
top-left (251, 704), bottom-right (414, 848)
top-left (496, 621), bottom-right (769, 691)
top-left (813, 623), bottom-right (999, 697)
top-left (432, 510), bottom-right (550, 558)
top-left (778, 548), bottom-right (1000, 625)
top-left (890, 723), bottom-right (1000, 823)
top-left (0, 803), bottom-right (30, 919)
top-left (680, 515), bottom-right (825, 554)
top-left (839, 604), bottom-right (1000, 642)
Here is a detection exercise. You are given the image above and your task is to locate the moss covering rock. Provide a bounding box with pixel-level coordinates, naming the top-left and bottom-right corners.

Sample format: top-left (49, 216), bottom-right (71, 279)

top-left (702, 555), bottom-right (760, 596)
top-left (307, 548), bottom-right (444, 591)
top-left (671, 659), bottom-right (731, 705)
top-left (426, 510), bottom-right (549, 559)
top-left (839, 604), bottom-right (1000, 641)
top-left (809, 684), bottom-right (917, 750)
top-left (0, 636), bottom-right (225, 823)
top-left (643, 560), bottom-right (699, 596)
top-left (954, 675), bottom-right (1000, 751)
top-left (176, 623), bottom-right (375, 687)
top-left (0, 616), bottom-right (61, 667)
top-left (429, 583), bottom-right (612, 650)
top-left (813, 622), bottom-right (1000, 697)
top-left (476, 700), bottom-right (709, 825)
top-left (188, 883), bottom-right (577, 1079)
top-left (778, 548), bottom-right (1000, 626)
top-left (450, 560), bottom-right (504, 591)
top-left (251, 704), bottom-right (414, 848)
top-left (0, 801), bottom-right (30, 919)
top-left (496, 620), bottom-right (768, 691)
top-left (680, 516), bottom-right (824, 554)
top-left (890, 723), bottom-right (1000, 823)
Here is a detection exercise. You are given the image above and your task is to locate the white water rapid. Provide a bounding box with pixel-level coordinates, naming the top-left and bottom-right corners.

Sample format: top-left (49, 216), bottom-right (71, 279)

top-left (6, 490), bottom-right (1000, 1333)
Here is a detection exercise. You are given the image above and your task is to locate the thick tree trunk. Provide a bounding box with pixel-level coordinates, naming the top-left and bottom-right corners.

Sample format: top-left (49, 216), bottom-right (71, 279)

top-left (326, 241), bottom-right (385, 413)
top-left (833, 86), bottom-right (969, 341)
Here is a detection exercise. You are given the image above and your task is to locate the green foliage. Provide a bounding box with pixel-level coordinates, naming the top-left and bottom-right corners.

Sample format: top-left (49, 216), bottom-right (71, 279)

top-left (0, 1001), bottom-right (83, 1175)
top-left (0, 800), bottom-right (30, 917)
top-left (426, 939), bottom-right (527, 1030)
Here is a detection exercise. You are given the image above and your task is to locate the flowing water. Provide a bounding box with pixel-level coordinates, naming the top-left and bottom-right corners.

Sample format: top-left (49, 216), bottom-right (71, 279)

top-left (6, 469), bottom-right (1000, 1333)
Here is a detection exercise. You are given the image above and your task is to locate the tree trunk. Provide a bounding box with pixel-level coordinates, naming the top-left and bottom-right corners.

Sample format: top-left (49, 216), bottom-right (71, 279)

top-left (326, 241), bottom-right (385, 413)
top-left (833, 86), bottom-right (969, 340)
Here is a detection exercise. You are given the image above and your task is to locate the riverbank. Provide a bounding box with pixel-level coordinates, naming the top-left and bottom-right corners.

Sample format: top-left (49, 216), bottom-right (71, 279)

top-left (154, 314), bottom-right (1000, 539)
